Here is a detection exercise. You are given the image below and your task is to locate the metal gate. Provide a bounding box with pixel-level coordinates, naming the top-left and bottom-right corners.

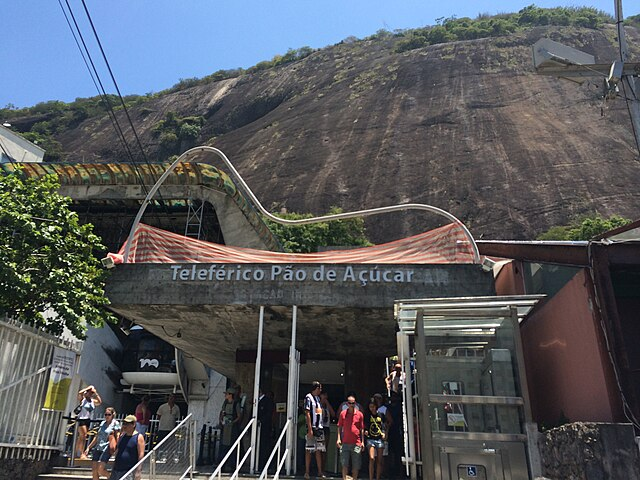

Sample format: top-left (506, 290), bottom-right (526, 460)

top-left (0, 316), bottom-right (82, 460)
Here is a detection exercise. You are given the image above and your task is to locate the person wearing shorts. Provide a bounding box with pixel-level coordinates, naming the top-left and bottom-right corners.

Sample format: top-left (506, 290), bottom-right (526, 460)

top-left (304, 381), bottom-right (326, 480)
top-left (84, 407), bottom-right (120, 480)
top-left (364, 400), bottom-right (386, 480)
top-left (337, 394), bottom-right (364, 480)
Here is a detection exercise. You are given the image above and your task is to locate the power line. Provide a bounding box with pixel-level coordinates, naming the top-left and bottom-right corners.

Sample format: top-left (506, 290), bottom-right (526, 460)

top-left (59, 0), bottom-right (172, 224)
top-left (78, 0), bottom-right (159, 174)
top-left (58, 0), bottom-right (149, 191)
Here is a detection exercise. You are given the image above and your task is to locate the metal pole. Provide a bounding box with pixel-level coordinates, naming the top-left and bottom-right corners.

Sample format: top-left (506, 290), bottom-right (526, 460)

top-left (285, 305), bottom-right (298, 475)
top-left (414, 310), bottom-right (436, 480)
top-left (191, 418), bottom-right (195, 479)
top-left (250, 306), bottom-right (265, 474)
top-left (615, 0), bottom-right (640, 154)
top-left (399, 332), bottom-right (417, 480)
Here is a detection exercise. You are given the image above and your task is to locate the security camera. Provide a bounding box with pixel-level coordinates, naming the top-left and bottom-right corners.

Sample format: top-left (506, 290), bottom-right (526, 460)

top-left (481, 257), bottom-right (496, 273)
top-left (101, 256), bottom-right (115, 269)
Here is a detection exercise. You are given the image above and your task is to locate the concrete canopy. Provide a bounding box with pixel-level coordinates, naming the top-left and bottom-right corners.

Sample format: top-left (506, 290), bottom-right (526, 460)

top-left (106, 262), bottom-right (495, 377)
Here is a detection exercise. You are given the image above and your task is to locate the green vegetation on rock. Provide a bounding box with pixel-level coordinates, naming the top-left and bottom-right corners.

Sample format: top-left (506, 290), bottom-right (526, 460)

top-left (537, 215), bottom-right (632, 241)
top-left (395, 5), bottom-right (612, 52)
top-left (266, 207), bottom-right (372, 253)
top-left (152, 111), bottom-right (205, 159)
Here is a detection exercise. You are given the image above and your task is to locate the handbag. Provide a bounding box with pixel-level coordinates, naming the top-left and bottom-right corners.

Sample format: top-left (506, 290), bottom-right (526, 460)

top-left (73, 403), bottom-right (83, 416)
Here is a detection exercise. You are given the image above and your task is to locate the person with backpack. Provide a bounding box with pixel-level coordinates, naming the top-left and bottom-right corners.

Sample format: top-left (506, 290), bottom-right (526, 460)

top-left (217, 389), bottom-right (242, 466)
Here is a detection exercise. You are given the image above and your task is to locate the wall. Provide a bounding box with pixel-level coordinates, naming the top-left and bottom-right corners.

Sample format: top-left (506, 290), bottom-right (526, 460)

top-left (538, 422), bottom-right (640, 480)
top-left (188, 369), bottom-right (226, 438)
top-left (0, 453), bottom-right (61, 480)
top-left (520, 269), bottom-right (618, 425)
top-left (77, 325), bottom-right (124, 415)
top-left (0, 125), bottom-right (45, 163)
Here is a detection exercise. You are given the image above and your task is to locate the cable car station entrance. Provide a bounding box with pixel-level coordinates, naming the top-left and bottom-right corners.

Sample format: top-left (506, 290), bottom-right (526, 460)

top-left (105, 260), bottom-right (541, 478)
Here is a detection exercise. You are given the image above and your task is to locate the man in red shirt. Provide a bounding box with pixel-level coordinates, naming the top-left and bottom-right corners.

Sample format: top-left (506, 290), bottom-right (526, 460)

top-left (337, 394), bottom-right (364, 480)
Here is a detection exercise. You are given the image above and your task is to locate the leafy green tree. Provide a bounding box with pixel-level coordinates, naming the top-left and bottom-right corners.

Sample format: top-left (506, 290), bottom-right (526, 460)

top-left (266, 207), bottom-right (372, 253)
top-left (537, 215), bottom-right (631, 241)
top-left (0, 169), bottom-right (114, 338)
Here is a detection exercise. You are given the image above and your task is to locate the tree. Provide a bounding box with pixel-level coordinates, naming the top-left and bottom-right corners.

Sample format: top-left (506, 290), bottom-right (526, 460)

top-left (266, 207), bottom-right (372, 253)
top-left (0, 169), bottom-right (115, 338)
top-left (537, 215), bottom-right (632, 241)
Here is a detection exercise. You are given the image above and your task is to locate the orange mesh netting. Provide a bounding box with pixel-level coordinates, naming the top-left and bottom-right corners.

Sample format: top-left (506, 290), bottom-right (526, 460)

top-left (109, 222), bottom-right (475, 264)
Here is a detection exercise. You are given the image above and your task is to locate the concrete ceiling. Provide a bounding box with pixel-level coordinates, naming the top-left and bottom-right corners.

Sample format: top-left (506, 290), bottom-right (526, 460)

top-left (109, 304), bottom-right (397, 378)
top-left (106, 263), bottom-right (495, 378)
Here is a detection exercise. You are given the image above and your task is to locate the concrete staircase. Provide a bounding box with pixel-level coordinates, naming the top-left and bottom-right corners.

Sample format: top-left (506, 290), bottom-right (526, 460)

top-left (36, 459), bottom-right (316, 480)
top-left (37, 459), bottom-right (216, 480)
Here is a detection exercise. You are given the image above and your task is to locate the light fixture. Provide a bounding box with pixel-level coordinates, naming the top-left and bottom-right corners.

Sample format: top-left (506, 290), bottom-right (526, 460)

top-left (101, 256), bottom-right (116, 269)
top-left (481, 257), bottom-right (496, 273)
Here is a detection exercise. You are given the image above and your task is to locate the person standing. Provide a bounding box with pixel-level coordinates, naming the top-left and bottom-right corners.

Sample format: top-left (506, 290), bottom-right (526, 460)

top-left (156, 394), bottom-right (180, 441)
top-left (109, 415), bottom-right (145, 480)
top-left (320, 391), bottom-right (336, 471)
top-left (385, 364), bottom-right (405, 397)
top-left (134, 395), bottom-right (151, 440)
top-left (337, 394), bottom-right (364, 480)
top-left (304, 381), bottom-right (326, 480)
top-left (84, 407), bottom-right (120, 480)
top-left (218, 389), bottom-right (242, 466)
top-left (76, 385), bottom-right (102, 459)
top-left (364, 400), bottom-right (385, 480)
top-left (372, 393), bottom-right (392, 474)
top-left (257, 389), bottom-right (275, 469)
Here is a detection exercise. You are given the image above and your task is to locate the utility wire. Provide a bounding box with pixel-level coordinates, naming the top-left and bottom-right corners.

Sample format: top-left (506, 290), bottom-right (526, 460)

top-left (58, 0), bottom-right (141, 173)
top-left (79, 0), bottom-right (157, 170)
top-left (59, 0), bottom-right (149, 193)
top-left (78, 0), bottom-right (172, 213)
top-left (60, 0), bottom-right (171, 226)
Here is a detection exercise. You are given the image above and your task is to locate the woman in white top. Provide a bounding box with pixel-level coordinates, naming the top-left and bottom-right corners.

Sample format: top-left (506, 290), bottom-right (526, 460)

top-left (76, 385), bottom-right (102, 459)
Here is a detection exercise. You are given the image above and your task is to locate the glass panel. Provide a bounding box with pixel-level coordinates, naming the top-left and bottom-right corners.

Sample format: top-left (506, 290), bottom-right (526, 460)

top-left (420, 316), bottom-right (526, 434)
top-left (429, 401), bottom-right (524, 434)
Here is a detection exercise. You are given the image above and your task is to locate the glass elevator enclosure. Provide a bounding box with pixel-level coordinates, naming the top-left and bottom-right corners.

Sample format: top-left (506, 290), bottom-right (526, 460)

top-left (394, 296), bottom-right (543, 480)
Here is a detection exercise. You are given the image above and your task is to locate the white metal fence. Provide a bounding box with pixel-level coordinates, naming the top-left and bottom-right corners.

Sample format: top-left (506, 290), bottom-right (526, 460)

top-left (0, 316), bottom-right (82, 460)
top-left (118, 413), bottom-right (196, 480)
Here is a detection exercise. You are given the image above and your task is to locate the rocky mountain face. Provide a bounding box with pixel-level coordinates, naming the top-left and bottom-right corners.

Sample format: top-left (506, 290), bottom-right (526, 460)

top-left (57, 25), bottom-right (640, 242)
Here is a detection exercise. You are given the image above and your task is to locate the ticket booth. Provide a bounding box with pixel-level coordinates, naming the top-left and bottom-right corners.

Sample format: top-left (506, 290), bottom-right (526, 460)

top-left (394, 296), bottom-right (543, 480)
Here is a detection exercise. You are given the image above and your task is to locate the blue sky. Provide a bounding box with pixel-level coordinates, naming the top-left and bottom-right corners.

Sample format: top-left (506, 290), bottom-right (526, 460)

top-left (1, 0), bottom-right (636, 108)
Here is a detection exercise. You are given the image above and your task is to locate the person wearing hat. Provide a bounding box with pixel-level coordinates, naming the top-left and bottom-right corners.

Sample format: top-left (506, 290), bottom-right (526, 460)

top-left (217, 389), bottom-right (242, 466)
top-left (110, 415), bottom-right (145, 480)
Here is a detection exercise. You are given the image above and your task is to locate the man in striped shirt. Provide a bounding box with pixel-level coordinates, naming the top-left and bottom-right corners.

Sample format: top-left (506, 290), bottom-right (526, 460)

top-left (304, 381), bottom-right (326, 480)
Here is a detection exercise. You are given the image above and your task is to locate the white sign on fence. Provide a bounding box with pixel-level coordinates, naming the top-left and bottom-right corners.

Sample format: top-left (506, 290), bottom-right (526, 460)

top-left (43, 346), bottom-right (76, 411)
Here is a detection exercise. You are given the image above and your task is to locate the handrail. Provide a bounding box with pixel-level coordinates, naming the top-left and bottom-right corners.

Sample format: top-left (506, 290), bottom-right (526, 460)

top-left (208, 418), bottom-right (255, 480)
top-left (259, 419), bottom-right (291, 480)
top-left (122, 145), bottom-right (480, 264)
top-left (121, 413), bottom-right (194, 479)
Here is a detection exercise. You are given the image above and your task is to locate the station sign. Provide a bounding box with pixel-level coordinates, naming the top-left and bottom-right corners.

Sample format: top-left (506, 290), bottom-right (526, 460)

top-left (169, 264), bottom-right (417, 287)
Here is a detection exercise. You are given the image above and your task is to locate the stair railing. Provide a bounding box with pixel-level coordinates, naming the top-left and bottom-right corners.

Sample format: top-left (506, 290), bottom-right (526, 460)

top-left (259, 419), bottom-right (291, 480)
top-left (208, 418), bottom-right (255, 480)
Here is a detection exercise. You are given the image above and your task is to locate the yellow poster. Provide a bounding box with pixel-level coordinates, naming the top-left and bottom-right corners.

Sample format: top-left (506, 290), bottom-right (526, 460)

top-left (43, 347), bottom-right (76, 411)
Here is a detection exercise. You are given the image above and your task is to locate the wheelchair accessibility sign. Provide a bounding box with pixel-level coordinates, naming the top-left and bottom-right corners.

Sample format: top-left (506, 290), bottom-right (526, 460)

top-left (458, 463), bottom-right (486, 479)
